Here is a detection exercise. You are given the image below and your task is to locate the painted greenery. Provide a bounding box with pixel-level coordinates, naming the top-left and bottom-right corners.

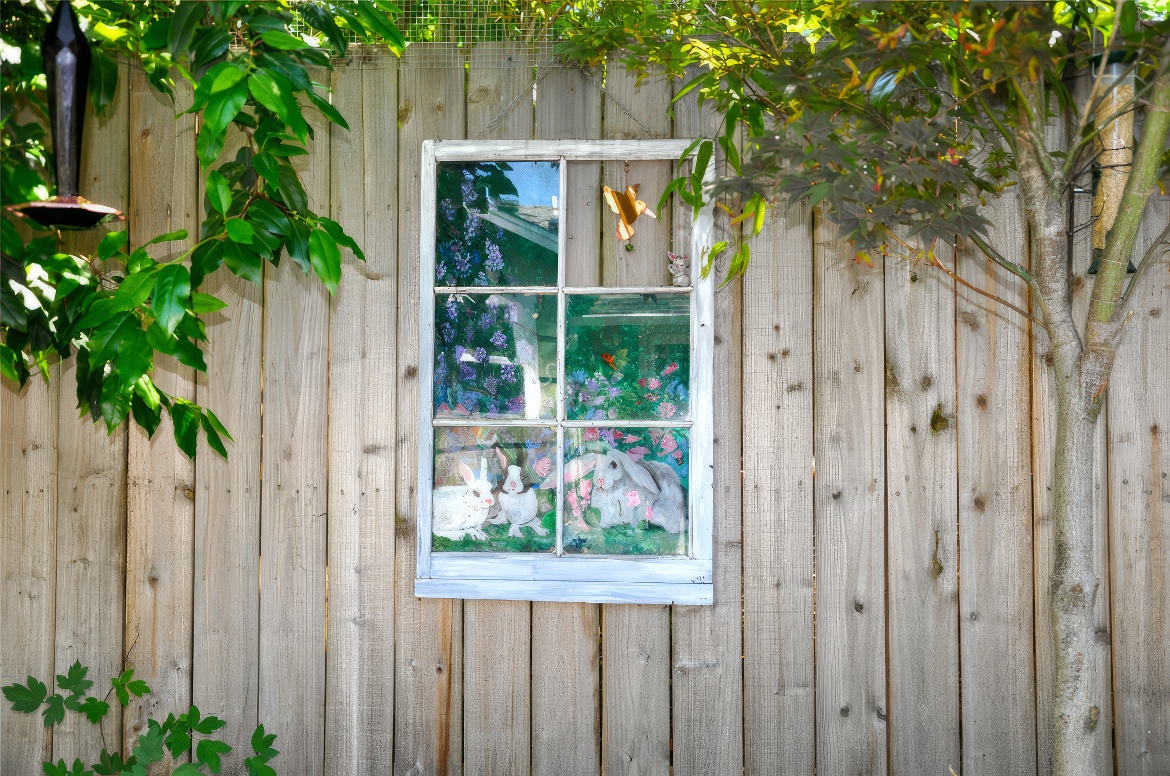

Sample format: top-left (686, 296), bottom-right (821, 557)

top-left (435, 161), bottom-right (559, 287)
top-left (564, 293), bottom-right (689, 421)
top-left (563, 427), bottom-right (689, 555)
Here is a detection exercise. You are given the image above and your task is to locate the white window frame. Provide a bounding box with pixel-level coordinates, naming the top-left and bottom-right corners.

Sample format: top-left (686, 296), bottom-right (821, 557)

top-left (415, 139), bottom-right (715, 605)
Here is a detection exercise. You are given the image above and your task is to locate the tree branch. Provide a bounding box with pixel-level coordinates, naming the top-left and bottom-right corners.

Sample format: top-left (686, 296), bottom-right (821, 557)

top-left (1117, 217), bottom-right (1170, 318)
top-left (1087, 65), bottom-right (1170, 329)
top-left (965, 231), bottom-right (1054, 327)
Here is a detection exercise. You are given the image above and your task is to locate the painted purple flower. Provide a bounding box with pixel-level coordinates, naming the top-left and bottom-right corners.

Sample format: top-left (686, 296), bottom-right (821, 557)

top-left (475, 272), bottom-right (489, 286)
top-left (484, 376), bottom-right (499, 393)
top-left (445, 297), bottom-right (458, 319)
top-left (461, 179), bottom-right (477, 202)
top-left (455, 345), bottom-right (467, 362)
top-left (455, 253), bottom-right (471, 274)
top-left (459, 363), bottom-right (475, 380)
top-left (490, 330), bottom-right (507, 349)
top-left (440, 323), bottom-right (454, 342)
top-left (466, 211), bottom-right (481, 239)
top-left (507, 396), bottom-right (525, 413)
top-left (585, 378), bottom-right (599, 392)
top-left (501, 363), bottom-right (517, 383)
top-left (485, 240), bottom-right (503, 271)
top-left (474, 347), bottom-right (487, 363)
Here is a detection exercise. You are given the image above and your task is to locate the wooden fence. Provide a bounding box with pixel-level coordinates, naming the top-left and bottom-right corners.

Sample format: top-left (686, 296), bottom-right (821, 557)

top-left (2, 44), bottom-right (1168, 776)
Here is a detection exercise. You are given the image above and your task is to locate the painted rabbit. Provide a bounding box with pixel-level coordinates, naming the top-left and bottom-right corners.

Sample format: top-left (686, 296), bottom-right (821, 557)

top-left (496, 465), bottom-right (546, 537)
top-left (432, 458), bottom-right (495, 541)
top-left (591, 448), bottom-right (686, 533)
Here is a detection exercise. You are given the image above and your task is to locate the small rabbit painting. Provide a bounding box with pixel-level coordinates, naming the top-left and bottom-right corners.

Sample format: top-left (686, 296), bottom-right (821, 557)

top-left (432, 426), bottom-right (557, 553)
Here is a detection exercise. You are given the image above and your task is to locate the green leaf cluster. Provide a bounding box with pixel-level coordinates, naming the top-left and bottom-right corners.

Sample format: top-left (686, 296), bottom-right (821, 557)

top-left (3, 661), bottom-right (280, 775)
top-left (2, 2), bottom-right (404, 458)
top-left (556, 0), bottom-right (1170, 279)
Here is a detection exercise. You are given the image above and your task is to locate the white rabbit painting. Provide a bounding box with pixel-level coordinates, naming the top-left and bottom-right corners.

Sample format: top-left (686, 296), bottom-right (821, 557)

top-left (432, 426), bottom-right (557, 552)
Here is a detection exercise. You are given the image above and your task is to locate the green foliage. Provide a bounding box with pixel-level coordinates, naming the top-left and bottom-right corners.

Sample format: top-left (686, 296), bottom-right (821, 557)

top-left (1, 2), bottom-right (406, 458)
top-left (557, 0), bottom-right (1170, 279)
top-left (3, 661), bottom-right (280, 775)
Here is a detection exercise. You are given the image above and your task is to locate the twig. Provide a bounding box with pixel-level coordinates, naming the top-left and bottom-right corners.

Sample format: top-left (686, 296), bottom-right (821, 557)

top-left (1115, 217), bottom-right (1170, 319)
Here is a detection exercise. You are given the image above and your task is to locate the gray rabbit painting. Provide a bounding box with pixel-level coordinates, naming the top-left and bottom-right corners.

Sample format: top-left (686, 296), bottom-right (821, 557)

top-left (431, 425), bottom-right (687, 555)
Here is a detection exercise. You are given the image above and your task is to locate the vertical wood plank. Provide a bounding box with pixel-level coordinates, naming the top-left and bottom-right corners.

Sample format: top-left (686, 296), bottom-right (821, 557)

top-left (600, 59), bottom-right (672, 776)
top-left (193, 141), bottom-right (262, 770)
top-left (812, 218), bottom-right (887, 775)
top-left (530, 59), bottom-right (603, 776)
top-left (885, 240), bottom-right (960, 774)
top-left (462, 43), bottom-right (533, 776)
top-left (670, 67), bottom-right (745, 775)
top-left (122, 67), bottom-right (197, 752)
top-left (742, 200), bottom-right (816, 775)
top-left (52, 58), bottom-right (130, 762)
top-left (324, 53), bottom-right (399, 776)
top-left (258, 76), bottom-right (332, 776)
top-left (2, 370), bottom-right (59, 769)
top-left (956, 190), bottom-right (1037, 775)
top-left (1108, 194), bottom-right (1170, 775)
top-left (394, 45), bottom-right (466, 776)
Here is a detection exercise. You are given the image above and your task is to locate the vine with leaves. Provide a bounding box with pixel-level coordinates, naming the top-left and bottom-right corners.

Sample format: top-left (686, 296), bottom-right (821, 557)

top-left (1, 1), bottom-right (405, 457)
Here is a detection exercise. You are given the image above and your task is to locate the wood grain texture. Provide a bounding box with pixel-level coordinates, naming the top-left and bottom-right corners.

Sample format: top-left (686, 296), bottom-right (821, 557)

top-left (530, 56), bottom-right (604, 776)
top-left (393, 45), bottom-right (466, 776)
top-left (1107, 194), bottom-right (1170, 775)
top-left (669, 66), bottom-right (744, 776)
top-left (1032, 96), bottom-right (1113, 776)
top-left (956, 189), bottom-right (1037, 776)
top-left (52, 58), bottom-right (130, 762)
top-left (812, 216), bottom-right (887, 775)
top-left (324, 56), bottom-right (399, 775)
top-left (462, 43), bottom-right (533, 776)
top-left (599, 59), bottom-right (673, 776)
top-left (1, 370), bottom-right (59, 770)
top-left (257, 75), bottom-right (331, 776)
top-left (884, 240), bottom-right (960, 774)
top-left (192, 129), bottom-right (263, 767)
top-left (122, 68), bottom-right (197, 753)
top-left (742, 199), bottom-right (815, 775)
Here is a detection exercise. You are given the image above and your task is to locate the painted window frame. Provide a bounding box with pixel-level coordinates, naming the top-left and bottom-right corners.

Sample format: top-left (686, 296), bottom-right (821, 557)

top-left (415, 139), bottom-right (715, 605)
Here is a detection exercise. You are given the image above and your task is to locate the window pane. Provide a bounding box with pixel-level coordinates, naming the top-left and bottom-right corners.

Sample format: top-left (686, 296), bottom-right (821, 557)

top-left (432, 426), bottom-right (557, 553)
top-left (434, 293), bottom-right (557, 420)
top-left (436, 161), bottom-right (560, 287)
top-left (565, 293), bottom-right (689, 421)
top-left (562, 427), bottom-right (688, 555)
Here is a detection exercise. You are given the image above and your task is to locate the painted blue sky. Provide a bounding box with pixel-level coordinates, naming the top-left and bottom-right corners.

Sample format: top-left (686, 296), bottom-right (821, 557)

top-left (506, 161), bottom-right (560, 207)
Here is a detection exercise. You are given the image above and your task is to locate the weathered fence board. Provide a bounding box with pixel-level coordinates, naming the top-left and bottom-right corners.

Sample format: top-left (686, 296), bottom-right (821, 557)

top-left (956, 190), bottom-right (1038, 775)
top-left (670, 65), bottom-right (745, 776)
top-left (393, 44), bottom-right (466, 776)
top-left (3, 48), bottom-right (1170, 776)
top-left (462, 43), bottom-right (534, 776)
top-left (742, 199), bottom-right (816, 776)
top-left (122, 69), bottom-right (198, 757)
top-left (530, 58), bottom-right (604, 776)
top-left (257, 78), bottom-right (331, 776)
top-left (324, 56), bottom-right (399, 775)
top-left (812, 218), bottom-right (887, 775)
top-left (1108, 194), bottom-right (1170, 776)
top-left (884, 238), bottom-right (960, 775)
top-left (52, 60), bottom-right (130, 762)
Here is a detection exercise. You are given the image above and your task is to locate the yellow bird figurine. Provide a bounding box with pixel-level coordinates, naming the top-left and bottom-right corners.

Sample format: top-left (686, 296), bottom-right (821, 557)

top-left (602, 183), bottom-right (656, 241)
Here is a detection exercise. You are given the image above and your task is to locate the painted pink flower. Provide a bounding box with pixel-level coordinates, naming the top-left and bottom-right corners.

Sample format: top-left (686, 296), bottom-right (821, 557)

top-left (657, 402), bottom-right (677, 419)
top-left (579, 478), bottom-right (592, 501)
top-left (663, 362), bottom-right (679, 375)
top-left (567, 491), bottom-right (581, 517)
top-left (659, 432), bottom-right (677, 454)
top-left (645, 504), bottom-right (654, 520)
top-left (583, 427), bottom-right (600, 442)
top-left (533, 456), bottom-right (552, 477)
top-left (646, 377), bottom-right (661, 390)
top-left (626, 445), bottom-right (650, 460)
top-left (638, 377), bottom-right (647, 387)
top-left (626, 490), bottom-right (641, 507)
top-left (612, 430), bottom-right (624, 441)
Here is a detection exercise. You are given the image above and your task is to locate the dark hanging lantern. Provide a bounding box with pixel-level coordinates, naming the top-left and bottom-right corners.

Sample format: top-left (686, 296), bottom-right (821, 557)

top-left (6, 1), bottom-right (124, 230)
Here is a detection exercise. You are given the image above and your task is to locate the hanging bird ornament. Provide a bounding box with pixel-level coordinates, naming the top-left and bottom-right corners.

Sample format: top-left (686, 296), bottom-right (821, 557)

top-left (602, 183), bottom-right (656, 247)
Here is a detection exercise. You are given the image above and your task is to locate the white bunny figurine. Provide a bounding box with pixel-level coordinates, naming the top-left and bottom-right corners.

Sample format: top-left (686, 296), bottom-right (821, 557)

top-left (432, 458), bottom-right (495, 541)
top-left (498, 465), bottom-right (546, 537)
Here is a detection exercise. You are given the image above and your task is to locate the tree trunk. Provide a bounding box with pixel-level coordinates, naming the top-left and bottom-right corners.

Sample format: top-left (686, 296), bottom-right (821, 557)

top-left (1049, 347), bottom-right (1106, 775)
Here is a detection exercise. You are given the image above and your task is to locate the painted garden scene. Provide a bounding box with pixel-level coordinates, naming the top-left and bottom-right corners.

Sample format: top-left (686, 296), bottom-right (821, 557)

top-left (3, 2), bottom-right (1170, 776)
